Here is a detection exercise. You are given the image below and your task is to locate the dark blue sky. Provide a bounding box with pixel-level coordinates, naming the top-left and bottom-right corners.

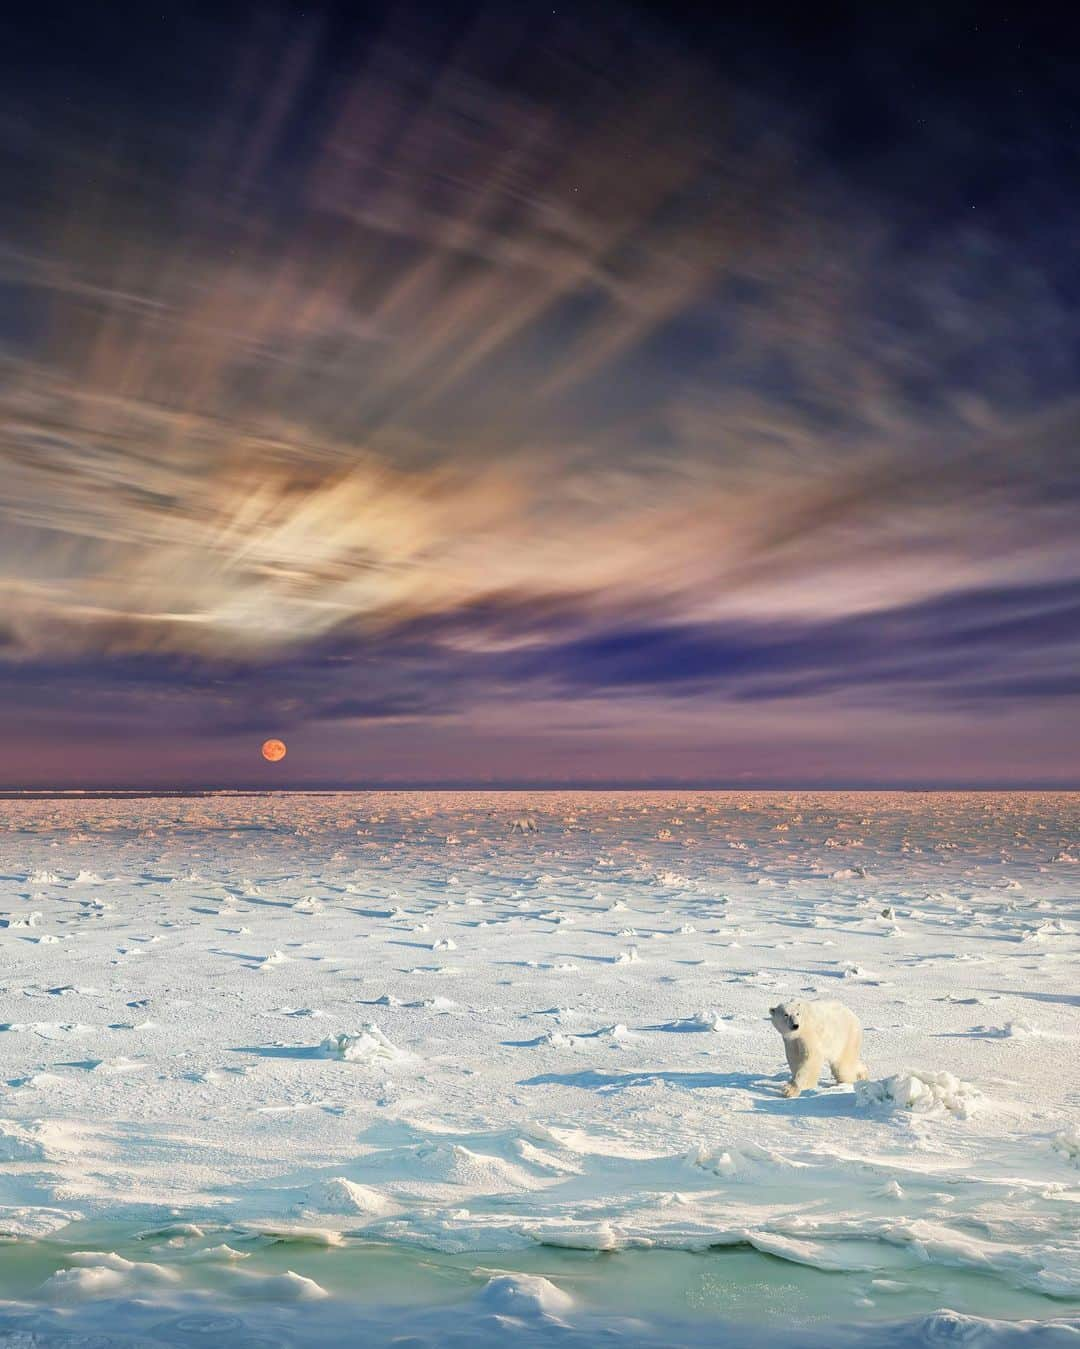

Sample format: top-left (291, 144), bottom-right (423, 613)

top-left (0, 1), bottom-right (1078, 785)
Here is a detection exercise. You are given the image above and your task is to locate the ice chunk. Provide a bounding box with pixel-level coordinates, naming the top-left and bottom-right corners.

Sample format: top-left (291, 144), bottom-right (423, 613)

top-left (856, 1070), bottom-right (984, 1119)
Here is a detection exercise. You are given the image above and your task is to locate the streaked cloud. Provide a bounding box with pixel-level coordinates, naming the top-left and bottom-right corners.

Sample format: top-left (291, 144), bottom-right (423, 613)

top-left (0, 4), bottom-right (1077, 781)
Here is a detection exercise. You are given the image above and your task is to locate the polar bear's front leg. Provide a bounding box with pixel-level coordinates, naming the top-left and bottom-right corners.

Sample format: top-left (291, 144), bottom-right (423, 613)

top-left (781, 1040), bottom-right (822, 1097)
top-left (788, 1053), bottom-right (823, 1097)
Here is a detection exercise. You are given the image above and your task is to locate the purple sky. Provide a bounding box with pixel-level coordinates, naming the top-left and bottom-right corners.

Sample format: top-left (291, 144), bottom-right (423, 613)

top-left (0, 3), bottom-right (1078, 787)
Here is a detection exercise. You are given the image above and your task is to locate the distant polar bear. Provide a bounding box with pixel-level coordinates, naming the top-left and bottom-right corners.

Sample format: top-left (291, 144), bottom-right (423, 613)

top-left (509, 816), bottom-right (538, 833)
top-left (769, 1000), bottom-right (868, 1098)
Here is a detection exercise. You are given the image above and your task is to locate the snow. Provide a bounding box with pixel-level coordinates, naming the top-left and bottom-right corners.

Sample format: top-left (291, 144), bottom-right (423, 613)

top-left (0, 1289), bottom-right (1076, 1347)
top-left (0, 789), bottom-right (1077, 1344)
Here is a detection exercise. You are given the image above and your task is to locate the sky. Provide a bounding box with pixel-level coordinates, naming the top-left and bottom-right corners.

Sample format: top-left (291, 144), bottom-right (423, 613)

top-left (0, 1), bottom-right (1078, 787)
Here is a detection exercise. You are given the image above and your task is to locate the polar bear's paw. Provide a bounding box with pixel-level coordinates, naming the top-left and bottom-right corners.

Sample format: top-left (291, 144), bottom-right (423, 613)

top-left (780, 1081), bottom-right (801, 1098)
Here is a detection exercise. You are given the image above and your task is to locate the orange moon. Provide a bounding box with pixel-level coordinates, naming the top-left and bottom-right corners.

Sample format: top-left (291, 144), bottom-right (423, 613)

top-left (261, 738), bottom-right (287, 762)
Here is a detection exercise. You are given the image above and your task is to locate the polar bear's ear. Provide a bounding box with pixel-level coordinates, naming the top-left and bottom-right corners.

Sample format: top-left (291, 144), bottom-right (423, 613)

top-left (768, 1005), bottom-right (777, 1015)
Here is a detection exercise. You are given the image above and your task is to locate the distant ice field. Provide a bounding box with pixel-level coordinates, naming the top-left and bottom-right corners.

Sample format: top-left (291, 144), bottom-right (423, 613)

top-left (0, 790), bottom-right (1076, 1345)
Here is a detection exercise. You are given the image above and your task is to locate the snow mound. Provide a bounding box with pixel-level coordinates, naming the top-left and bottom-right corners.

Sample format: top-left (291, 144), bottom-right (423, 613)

top-left (1000, 1019), bottom-right (1041, 1038)
top-left (0, 1121), bottom-right (48, 1162)
top-left (475, 1271), bottom-right (573, 1319)
top-left (89, 1056), bottom-right (146, 1075)
top-left (413, 1143), bottom-right (543, 1192)
top-left (677, 1009), bottom-right (727, 1031)
top-left (135, 1222), bottom-right (204, 1239)
top-left (228, 1268), bottom-right (329, 1300)
top-left (241, 1225), bottom-right (344, 1246)
top-left (655, 871), bottom-right (693, 887)
top-left (687, 1140), bottom-right (804, 1179)
top-left (597, 1023), bottom-right (630, 1039)
top-left (42, 1252), bottom-right (178, 1301)
top-left (540, 1030), bottom-right (579, 1048)
top-left (318, 1024), bottom-right (407, 1062)
top-left (179, 1243), bottom-right (249, 1262)
top-left (1052, 1127), bottom-right (1080, 1166)
top-left (314, 1177), bottom-right (393, 1215)
top-left (0, 1120), bottom-right (78, 1162)
top-left (856, 1070), bottom-right (984, 1119)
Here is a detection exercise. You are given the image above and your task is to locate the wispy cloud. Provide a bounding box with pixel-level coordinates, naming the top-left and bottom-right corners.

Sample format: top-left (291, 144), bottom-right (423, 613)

top-left (0, 4), bottom-right (1077, 781)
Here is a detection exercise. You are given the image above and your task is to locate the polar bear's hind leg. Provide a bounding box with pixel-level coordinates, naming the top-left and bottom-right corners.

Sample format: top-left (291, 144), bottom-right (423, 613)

top-left (831, 1042), bottom-right (868, 1084)
top-left (830, 1018), bottom-right (867, 1084)
top-left (830, 1053), bottom-right (858, 1084)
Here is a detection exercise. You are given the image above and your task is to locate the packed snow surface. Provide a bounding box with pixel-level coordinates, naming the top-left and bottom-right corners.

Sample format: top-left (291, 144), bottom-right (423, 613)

top-left (0, 790), bottom-right (1077, 1343)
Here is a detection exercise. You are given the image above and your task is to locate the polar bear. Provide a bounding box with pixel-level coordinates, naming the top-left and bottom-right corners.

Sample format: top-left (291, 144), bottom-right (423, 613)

top-left (769, 1000), bottom-right (868, 1098)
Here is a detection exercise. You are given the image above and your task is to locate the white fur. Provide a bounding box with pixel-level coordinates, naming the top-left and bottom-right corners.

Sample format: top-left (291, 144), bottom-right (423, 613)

top-left (769, 999), bottom-right (868, 1098)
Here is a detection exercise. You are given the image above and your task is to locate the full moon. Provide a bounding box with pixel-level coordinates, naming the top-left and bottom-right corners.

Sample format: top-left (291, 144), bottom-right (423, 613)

top-left (261, 738), bottom-right (287, 762)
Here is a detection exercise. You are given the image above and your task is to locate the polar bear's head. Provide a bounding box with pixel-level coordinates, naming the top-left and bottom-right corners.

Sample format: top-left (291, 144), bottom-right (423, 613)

top-left (769, 1002), bottom-right (805, 1037)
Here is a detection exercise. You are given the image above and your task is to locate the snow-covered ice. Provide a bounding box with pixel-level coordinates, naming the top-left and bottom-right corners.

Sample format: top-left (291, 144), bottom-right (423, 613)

top-left (0, 789), bottom-right (1076, 1344)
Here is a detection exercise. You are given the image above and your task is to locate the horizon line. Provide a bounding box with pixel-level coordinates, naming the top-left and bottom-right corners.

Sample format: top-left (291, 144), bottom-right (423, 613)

top-left (1, 780), bottom-right (1078, 796)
